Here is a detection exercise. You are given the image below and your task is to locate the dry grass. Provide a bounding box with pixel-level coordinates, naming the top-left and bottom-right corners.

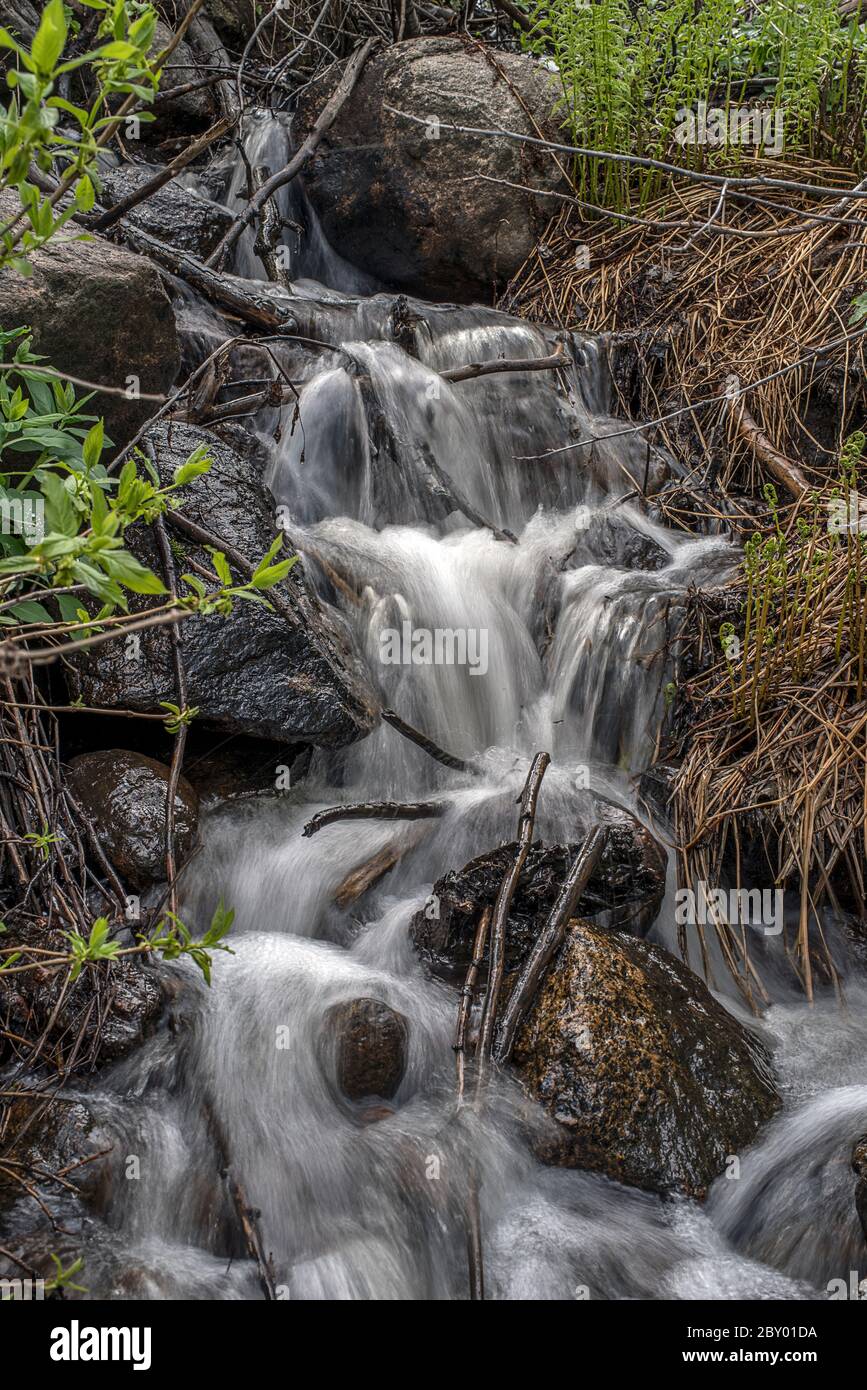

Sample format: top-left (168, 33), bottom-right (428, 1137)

top-left (673, 565), bottom-right (867, 1009)
top-left (503, 156), bottom-right (867, 499)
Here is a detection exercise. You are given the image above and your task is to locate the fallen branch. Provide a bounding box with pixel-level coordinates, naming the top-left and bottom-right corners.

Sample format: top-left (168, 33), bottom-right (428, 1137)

top-left (179, 0), bottom-right (241, 124)
top-left (333, 825), bottom-right (430, 906)
top-left (489, 0), bottom-right (533, 32)
top-left (207, 38), bottom-right (377, 269)
top-left (381, 707), bottom-right (481, 775)
top-left (195, 381), bottom-right (295, 424)
top-left (203, 1096), bottom-right (275, 1300)
top-left (302, 799), bottom-right (446, 837)
top-left (455, 904), bottom-right (491, 1303)
top-left (475, 752), bottom-right (550, 1087)
top-left (92, 117), bottom-right (232, 232)
top-left (121, 224), bottom-right (296, 333)
top-left (416, 441), bottom-right (518, 544)
top-left (334, 845), bottom-right (402, 907)
top-left (721, 374), bottom-right (812, 499)
top-left (153, 505), bottom-right (188, 917)
top-left (441, 350), bottom-right (568, 383)
top-left (455, 907), bottom-right (491, 1103)
top-left (251, 163), bottom-right (293, 290)
top-left (494, 826), bottom-right (606, 1063)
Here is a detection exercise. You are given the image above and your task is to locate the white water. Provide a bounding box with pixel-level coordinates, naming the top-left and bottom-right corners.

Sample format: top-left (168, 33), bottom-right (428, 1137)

top-left (40, 116), bottom-right (867, 1300)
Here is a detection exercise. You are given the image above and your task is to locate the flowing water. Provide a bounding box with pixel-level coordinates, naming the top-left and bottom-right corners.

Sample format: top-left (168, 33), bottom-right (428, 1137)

top-left (29, 114), bottom-right (867, 1300)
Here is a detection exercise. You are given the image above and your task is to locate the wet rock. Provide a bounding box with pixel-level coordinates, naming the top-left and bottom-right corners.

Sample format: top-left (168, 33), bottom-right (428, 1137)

top-left (638, 762), bottom-right (678, 824)
top-left (512, 920), bottom-right (781, 1198)
top-left (68, 421), bottom-right (378, 748)
top-left (852, 1135), bottom-right (867, 1246)
top-left (411, 800), bottom-right (667, 982)
top-left (67, 749), bottom-right (199, 889)
top-left (149, 19), bottom-right (217, 127)
top-left (295, 37), bottom-right (568, 301)
top-left (323, 998), bottom-right (409, 1102)
top-left (571, 511), bottom-right (671, 573)
top-left (0, 191), bottom-right (179, 447)
top-left (98, 163), bottom-right (233, 258)
top-left (0, 1093), bottom-right (107, 1219)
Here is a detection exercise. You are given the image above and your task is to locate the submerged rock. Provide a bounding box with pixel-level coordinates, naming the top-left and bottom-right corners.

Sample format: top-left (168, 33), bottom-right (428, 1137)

top-left (69, 421), bottom-right (378, 748)
top-left (0, 192), bottom-right (179, 446)
top-left (67, 749), bottom-right (199, 890)
top-left (98, 162), bottom-right (233, 259)
top-left (513, 920), bottom-right (781, 1198)
top-left (323, 997), bottom-right (409, 1102)
top-left (411, 800), bottom-right (666, 981)
top-left (295, 36), bottom-right (567, 301)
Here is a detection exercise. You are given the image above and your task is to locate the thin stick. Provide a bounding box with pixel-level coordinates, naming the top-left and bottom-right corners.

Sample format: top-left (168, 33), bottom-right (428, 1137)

top-left (494, 827), bottom-right (606, 1062)
top-left (475, 752), bottom-right (550, 1090)
top-left (207, 38), bottom-right (377, 268)
top-left (441, 351), bottom-right (568, 383)
top-left (381, 707), bottom-right (481, 775)
top-left (302, 800), bottom-right (446, 837)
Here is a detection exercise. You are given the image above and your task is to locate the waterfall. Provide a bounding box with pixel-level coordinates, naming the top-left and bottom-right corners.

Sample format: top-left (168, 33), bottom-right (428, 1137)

top-left (62, 114), bottom-right (867, 1301)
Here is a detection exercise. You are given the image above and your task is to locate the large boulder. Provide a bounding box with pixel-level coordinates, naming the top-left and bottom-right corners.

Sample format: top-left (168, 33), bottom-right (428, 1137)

top-left (411, 801), bottom-right (667, 981)
top-left (149, 18), bottom-right (217, 128)
top-left (294, 37), bottom-right (567, 301)
top-left (69, 421), bottom-right (378, 748)
top-left (513, 920), bottom-right (781, 1198)
top-left (98, 161), bottom-right (234, 259)
top-left (322, 997), bottom-right (409, 1103)
top-left (0, 191), bottom-right (180, 446)
top-left (67, 749), bottom-right (199, 889)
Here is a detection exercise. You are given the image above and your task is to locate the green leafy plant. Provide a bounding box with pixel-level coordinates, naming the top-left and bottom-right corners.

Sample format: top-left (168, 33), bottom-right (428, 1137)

top-left (519, 0), bottom-right (867, 212)
top-left (0, 900), bottom-right (236, 986)
top-left (44, 1254), bottom-right (87, 1297)
top-left (0, 0), bottom-right (162, 274)
top-left (718, 440), bottom-right (867, 721)
top-left (0, 329), bottom-right (297, 668)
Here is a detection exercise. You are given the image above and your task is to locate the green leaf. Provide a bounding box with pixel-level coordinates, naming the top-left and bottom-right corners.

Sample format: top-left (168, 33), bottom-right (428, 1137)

top-left (74, 173), bottom-right (96, 212)
top-left (97, 39), bottom-right (138, 61)
top-left (82, 419), bottom-right (104, 471)
top-left (56, 591), bottom-right (84, 623)
top-left (250, 556), bottom-right (297, 590)
top-left (172, 445), bottom-right (212, 488)
top-left (31, 0), bottom-right (68, 75)
top-left (206, 547), bottom-right (231, 586)
top-left (8, 599), bottom-right (51, 623)
top-left (99, 548), bottom-right (166, 594)
top-left (40, 471), bottom-right (79, 537)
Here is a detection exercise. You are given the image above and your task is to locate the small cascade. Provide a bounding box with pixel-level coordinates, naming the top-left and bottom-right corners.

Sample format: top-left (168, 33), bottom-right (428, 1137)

top-left (64, 115), bottom-right (867, 1302)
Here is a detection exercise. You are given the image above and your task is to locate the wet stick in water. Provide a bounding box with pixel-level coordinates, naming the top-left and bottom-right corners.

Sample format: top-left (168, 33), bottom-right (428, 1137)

top-left (381, 707), bottom-right (483, 776)
top-left (475, 751), bottom-right (551, 1091)
top-left (495, 824), bottom-right (607, 1063)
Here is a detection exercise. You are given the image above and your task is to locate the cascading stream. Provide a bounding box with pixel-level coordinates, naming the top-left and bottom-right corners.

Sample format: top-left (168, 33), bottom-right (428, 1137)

top-left (57, 115), bottom-right (866, 1301)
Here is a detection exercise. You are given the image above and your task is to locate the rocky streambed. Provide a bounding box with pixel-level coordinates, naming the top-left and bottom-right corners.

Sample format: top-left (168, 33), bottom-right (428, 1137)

top-left (1, 16), bottom-right (866, 1303)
